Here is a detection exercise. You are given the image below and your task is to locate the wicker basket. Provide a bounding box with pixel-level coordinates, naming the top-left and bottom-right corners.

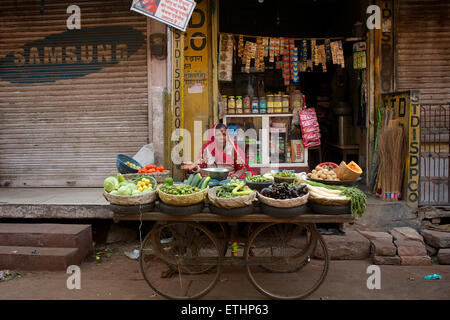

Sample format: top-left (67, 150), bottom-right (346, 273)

top-left (157, 186), bottom-right (209, 206)
top-left (274, 176), bottom-right (296, 184)
top-left (123, 171), bottom-right (170, 183)
top-left (208, 186), bottom-right (257, 209)
top-left (103, 190), bottom-right (157, 206)
top-left (257, 191), bottom-right (309, 208)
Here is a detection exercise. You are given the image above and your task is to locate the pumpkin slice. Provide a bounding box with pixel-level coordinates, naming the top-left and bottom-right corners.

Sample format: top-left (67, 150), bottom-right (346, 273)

top-left (347, 161), bottom-right (363, 174)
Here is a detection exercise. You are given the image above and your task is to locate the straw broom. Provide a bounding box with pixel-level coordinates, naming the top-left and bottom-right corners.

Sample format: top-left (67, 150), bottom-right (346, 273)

top-left (377, 119), bottom-right (405, 201)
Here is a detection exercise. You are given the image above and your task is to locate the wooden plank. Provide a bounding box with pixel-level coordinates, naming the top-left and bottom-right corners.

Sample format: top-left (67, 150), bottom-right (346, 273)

top-left (113, 212), bottom-right (355, 224)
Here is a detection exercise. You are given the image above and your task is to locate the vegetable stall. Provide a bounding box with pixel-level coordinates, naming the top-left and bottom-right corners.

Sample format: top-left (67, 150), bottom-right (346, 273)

top-left (103, 157), bottom-right (366, 300)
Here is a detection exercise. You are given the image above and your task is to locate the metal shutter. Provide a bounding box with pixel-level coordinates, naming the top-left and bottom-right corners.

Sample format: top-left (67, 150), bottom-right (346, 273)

top-left (396, 0), bottom-right (450, 104)
top-left (0, 0), bottom-right (149, 187)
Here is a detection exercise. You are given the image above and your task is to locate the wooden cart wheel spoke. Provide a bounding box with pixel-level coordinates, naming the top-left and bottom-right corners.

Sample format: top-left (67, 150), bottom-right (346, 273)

top-left (139, 222), bottom-right (222, 300)
top-left (249, 223), bottom-right (317, 273)
top-left (245, 223), bottom-right (329, 300)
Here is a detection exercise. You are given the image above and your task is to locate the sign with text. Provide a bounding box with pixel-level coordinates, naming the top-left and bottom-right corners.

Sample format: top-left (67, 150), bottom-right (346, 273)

top-left (383, 91), bottom-right (421, 208)
top-left (131, 0), bottom-right (196, 32)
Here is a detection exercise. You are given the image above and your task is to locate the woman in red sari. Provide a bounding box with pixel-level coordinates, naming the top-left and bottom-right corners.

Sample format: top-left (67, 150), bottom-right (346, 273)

top-left (182, 124), bottom-right (253, 179)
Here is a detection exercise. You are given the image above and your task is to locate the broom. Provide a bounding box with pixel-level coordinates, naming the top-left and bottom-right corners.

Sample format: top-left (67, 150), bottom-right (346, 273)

top-left (378, 120), bottom-right (405, 201)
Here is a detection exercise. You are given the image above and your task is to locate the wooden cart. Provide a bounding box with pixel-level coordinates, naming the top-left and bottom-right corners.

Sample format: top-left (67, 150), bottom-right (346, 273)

top-left (113, 205), bottom-right (354, 300)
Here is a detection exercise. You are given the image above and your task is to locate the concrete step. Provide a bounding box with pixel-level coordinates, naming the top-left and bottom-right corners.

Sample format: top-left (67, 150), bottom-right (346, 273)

top-left (0, 223), bottom-right (93, 270)
top-left (0, 223), bottom-right (92, 254)
top-left (0, 246), bottom-right (81, 271)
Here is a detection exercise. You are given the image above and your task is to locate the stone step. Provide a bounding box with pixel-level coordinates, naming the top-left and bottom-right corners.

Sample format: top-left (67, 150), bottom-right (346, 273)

top-left (0, 223), bottom-right (92, 257)
top-left (0, 246), bottom-right (81, 271)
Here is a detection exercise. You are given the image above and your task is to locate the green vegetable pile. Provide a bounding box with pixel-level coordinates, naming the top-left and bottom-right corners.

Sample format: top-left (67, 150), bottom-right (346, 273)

top-left (246, 175), bottom-right (272, 183)
top-left (159, 184), bottom-right (201, 195)
top-left (216, 180), bottom-right (254, 198)
top-left (185, 173), bottom-right (210, 189)
top-left (104, 173), bottom-right (153, 196)
top-left (275, 170), bottom-right (295, 177)
top-left (302, 180), bottom-right (366, 218)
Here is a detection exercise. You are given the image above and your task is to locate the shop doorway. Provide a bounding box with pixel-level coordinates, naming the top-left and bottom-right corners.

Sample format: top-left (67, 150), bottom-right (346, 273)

top-left (217, 0), bottom-right (367, 174)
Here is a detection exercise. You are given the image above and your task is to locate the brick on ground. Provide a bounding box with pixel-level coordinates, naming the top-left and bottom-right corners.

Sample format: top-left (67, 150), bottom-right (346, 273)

top-left (315, 229), bottom-right (371, 260)
top-left (400, 256), bottom-right (432, 266)
top-left (421, 229), bottom-right (450, 249)
top-left (437, 249), bottom-right (450, 265)
top-left (390, 227), bottom-right (424, 242)
top-left (371, 239), bottom-right (397, 257)
top-left (358, 230), bottom-right (393, 242)
top-left (395, 240), bottom-right (427, 256)
top-left (373, 255), bottom-right (401, 265)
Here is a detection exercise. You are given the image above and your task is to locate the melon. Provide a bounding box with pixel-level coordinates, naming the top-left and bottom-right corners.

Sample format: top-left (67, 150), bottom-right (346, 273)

top-left (335, 161), bottom-right (362, 180)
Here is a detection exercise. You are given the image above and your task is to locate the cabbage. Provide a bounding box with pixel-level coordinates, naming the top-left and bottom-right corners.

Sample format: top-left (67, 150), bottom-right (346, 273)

top-left (117, 173), bottom-right (126, 183)
top-left (104, 177), bottom-right (119, 192)
top-left (118, 185), bottom-right (132, 196)
top-left (132, 190), bottom-right (141, 196)
top-left (128, 183), bottom-right (137, 191)
top-left (110, 190), bottom-right (119, 195)
top-left (119, 181), bottom-right (129, 188)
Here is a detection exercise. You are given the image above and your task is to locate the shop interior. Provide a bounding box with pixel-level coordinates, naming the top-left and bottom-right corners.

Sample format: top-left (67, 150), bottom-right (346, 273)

top-left (217, 0), bottom-right (367, 173)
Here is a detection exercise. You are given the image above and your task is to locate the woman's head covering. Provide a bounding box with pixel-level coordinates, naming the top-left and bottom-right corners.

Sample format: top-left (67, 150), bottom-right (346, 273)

top-left (201, 123), bottom-right (249, 169)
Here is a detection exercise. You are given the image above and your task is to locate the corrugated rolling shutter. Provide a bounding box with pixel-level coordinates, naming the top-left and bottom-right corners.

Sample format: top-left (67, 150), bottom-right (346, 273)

top-left (396, 0), bottom-right (450, 104)
top-left (0, 0), bottom-right (149, 187)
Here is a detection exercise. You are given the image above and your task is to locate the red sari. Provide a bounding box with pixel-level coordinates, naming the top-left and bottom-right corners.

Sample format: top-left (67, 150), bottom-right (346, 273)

top-left (199, 124), bottom-right (254, 179)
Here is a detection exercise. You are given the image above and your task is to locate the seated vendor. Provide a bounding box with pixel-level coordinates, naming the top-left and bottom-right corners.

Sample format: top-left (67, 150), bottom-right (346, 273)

top-left (181, 123), bottom-right (253, 179)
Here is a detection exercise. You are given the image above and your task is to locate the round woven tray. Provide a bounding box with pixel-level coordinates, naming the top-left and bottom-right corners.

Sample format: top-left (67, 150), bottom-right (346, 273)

top-left (157, 186), bottom-right (209, 206)
top-left (158, 201), bottom-right (204, 215)
top-left (309, 202), bottom-right (350, 215)
top-left (257, 191), bottom-right (309, 208)
top-left (208, 186), bottom-right (257, 209)
top-left (260, 202), bottom-right (309, 217)
top-left (103, 189), bottom-right (157, 206)
top-left (209, 204), bottom-right (254, 217)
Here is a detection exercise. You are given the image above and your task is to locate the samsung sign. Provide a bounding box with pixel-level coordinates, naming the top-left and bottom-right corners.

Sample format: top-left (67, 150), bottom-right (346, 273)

top-left (0, 27), bottom-right (145, 83)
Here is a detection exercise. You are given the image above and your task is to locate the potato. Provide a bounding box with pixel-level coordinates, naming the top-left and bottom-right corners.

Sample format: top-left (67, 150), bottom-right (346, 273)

top-left (307, 173), bottom-right (312, 177)
top-left (315, 166), bottom-right (322, 171)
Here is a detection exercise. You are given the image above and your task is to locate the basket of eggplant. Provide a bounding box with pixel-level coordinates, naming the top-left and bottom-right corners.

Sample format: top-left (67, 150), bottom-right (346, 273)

top-left (258, 183), bottom-right (309, 217)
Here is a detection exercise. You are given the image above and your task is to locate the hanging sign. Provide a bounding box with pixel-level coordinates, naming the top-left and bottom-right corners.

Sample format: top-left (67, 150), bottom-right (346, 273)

top-left (131, 0), bottom-right (196, 32)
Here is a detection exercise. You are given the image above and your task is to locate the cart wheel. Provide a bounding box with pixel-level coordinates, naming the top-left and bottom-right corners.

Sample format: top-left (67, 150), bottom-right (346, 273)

top-left (139, 222), bottom-right (222, 300)
top-left (250, 223), bottom-right (318, 273)
top-left (245, 223), bottom-right (329, 300)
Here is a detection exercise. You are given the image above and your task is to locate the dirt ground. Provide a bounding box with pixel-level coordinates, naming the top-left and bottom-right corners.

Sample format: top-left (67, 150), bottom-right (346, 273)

top-left (1, 240), bottom-right (449, 300)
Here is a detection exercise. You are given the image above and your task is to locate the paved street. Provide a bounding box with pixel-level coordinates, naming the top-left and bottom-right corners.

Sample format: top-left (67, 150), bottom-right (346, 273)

top-left (1, 244), bottom-right (449, 300)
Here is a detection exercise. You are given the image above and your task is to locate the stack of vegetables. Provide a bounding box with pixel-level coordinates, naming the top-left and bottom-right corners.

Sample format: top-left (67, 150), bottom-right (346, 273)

top-left (157, 175), bottom-right (209, 206)
top-left (138, 164), bottom-right (167, 174)
top-left (303, 180), bottom-right (366, 218)
top-left (216, 179), bottom-right (254, 198)
top-left (104, 173), bottom-right (155, 196)
top-left (246, 175), bottom-right (272, 183)
top-left (185, 173), bottom-right (211, 190)
top-left (260, 183), bottom-right (308, 200)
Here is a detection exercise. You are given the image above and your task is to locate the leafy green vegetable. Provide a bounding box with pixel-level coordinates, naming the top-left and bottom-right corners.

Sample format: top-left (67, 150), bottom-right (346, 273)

top-left (275, 170), bottom-right (295, 177)
top-left (246, 175), bottom-right (272, 183)
top-left (117, 173), bottom-right (126, 184)
top-left (104, 177), bottom-right (119, 193)
top-left (164, 177), bottom-right (174, 186)
top-left (160, 184), bottom-right (200, 195)
top-left (118, 185), bottom-right (132, 196)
